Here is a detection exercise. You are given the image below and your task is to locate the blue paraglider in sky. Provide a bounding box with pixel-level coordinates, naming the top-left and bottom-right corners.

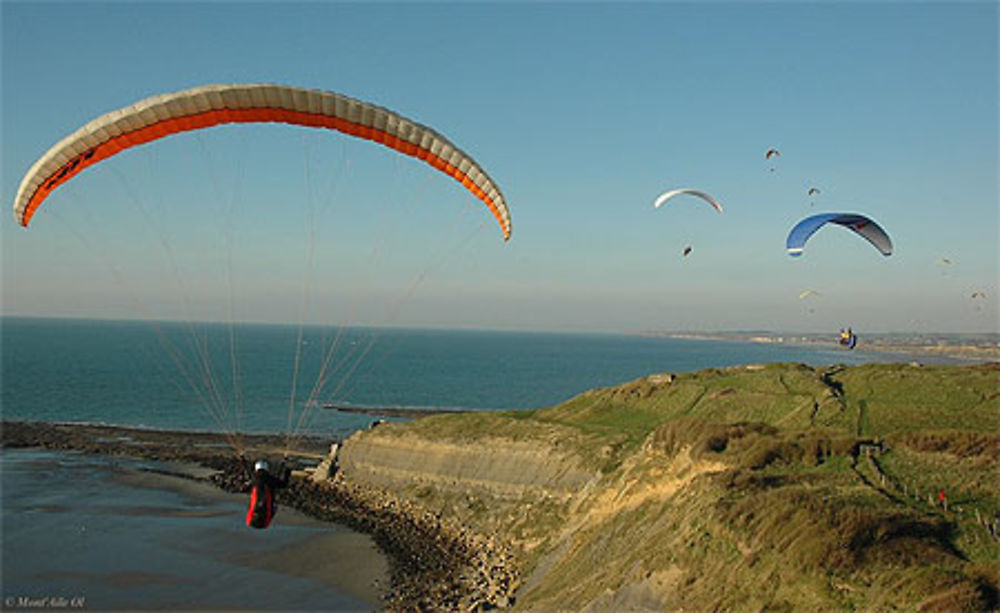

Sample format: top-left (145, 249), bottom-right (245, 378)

top-left (786, 213), bottom-right (893, 257)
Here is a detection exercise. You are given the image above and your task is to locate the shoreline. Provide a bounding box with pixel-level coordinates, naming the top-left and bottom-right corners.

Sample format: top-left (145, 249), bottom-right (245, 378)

top-left (88, 450), bottom-right (391, 607)
top-left (640, 331), bottom-right (1000, 362)
top-left (1, 420), bottom-right (516, 611)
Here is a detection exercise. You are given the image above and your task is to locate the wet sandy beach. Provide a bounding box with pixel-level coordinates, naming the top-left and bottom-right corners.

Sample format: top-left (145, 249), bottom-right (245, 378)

top-left (2, 420), bottom-right (517, 611)
top-left (2, 446), bottom-right (389, 610)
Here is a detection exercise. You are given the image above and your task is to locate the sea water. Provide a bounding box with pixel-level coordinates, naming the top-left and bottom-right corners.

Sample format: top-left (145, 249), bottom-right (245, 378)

top-left (1, 317), bottom-right (905, 437)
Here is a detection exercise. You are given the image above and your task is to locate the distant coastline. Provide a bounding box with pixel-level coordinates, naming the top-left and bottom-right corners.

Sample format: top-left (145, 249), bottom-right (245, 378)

top-left (638, 330), bottom-right (1000, 362)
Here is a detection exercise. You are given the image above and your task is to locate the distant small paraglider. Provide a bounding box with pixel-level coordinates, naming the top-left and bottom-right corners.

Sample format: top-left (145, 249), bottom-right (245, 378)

top-left (935, 258), bottom-right (954, 276)
top-left (765, 148), bottom-right (780, 172)
top-left (971, 291), bottom-right (986, 299)
top-left (838, 328), bottom-right (857, 350)
top-left (799, 289), bottom-right (820, 314)
top-left (652, 188), bottom-right (721, 260)
top-left (807, 187), bottom-right (821, 206)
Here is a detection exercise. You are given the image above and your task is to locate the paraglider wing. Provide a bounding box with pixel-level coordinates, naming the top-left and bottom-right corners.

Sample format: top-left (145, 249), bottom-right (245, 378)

top-left (652, 188), bottom-right (723, 214)
top-left (765, 148), bottom-right (780, 160)
top-left (683, 246), bottom-right (693, 257)
top-left (808, 187), bottom-right (820, 196)
top-left (786, 213), bottom-right (892, 257)
top-left (13, 83), bottom-right (512, 240)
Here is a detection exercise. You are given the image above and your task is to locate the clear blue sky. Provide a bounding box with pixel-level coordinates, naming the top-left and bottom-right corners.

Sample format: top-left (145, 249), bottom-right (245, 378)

top-left (2, 1), bottom-right (997, 333)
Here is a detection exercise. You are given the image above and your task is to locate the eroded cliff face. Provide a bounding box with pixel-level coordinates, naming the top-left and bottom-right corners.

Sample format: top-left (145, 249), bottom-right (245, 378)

top-left (336, 419), bottom-right (730, 611)
top-left (340, 432), bottom-right (596, 499)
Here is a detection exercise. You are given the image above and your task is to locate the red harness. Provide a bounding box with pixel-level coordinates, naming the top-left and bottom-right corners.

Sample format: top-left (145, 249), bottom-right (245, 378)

top-left (246, 484), bottom-right (274, 529)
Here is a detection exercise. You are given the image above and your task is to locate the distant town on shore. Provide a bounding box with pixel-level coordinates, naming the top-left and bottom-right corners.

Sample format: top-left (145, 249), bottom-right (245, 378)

top-left (638, 330), bottom-right (1000, 360)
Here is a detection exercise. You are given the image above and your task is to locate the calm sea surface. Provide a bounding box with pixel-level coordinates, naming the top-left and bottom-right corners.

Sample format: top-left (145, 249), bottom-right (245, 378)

top-left (1, 317), bottom-right (904, 438)
top-left (0, 317), bottom-right (922, 610)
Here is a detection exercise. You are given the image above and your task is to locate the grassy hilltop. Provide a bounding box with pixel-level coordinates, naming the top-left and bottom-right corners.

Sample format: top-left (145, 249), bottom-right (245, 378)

top-left (338, 362), bottom-right (1000, 610)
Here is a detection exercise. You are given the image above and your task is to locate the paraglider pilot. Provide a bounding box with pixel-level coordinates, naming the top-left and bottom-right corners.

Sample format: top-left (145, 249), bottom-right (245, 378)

top-left (837, 328), bottom-right (857, 350)
top-left (242, 456), bottom-right (291, 529)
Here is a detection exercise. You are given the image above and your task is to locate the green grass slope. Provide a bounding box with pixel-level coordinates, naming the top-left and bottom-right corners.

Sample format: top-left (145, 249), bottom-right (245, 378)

top-left (345, 363), bottom-right (1000, 610)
